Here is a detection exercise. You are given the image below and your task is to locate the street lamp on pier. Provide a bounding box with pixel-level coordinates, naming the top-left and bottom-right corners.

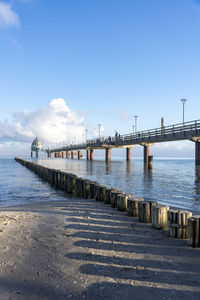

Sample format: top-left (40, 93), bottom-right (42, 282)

top-left (98, 124), bottom-right (101, 138)
top-left (132, 125), bottom-right (135, 134)
top-left (85, 129), bottom-right (88, 142)
top-left (134, 115), bottom-right (138, 133)
top-left (181, 99), bottom-right (187, 126)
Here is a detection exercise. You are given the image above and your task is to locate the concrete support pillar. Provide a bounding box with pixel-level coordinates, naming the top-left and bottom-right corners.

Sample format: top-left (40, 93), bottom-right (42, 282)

top-left (106, 148), bottom-right (111, 161)
top-left (62, 152), bottom-right (64, 158)
top-left (71, 151), bottom-right (74, 159)
top-left (31, 152), bottom-right (33, 158)
top-left (86, 150), bottom-right (90, 160)
top-left (78, 150), bottom-right (81, 159)
top-left (126, 147), bottom-right (131, 161)
top-left (148, 155), bottom-right (153, 169)
top-left (90, 149), bottom-right (94, 160)
top-left (66, 151), bottom-right (69, 159)
top-left (195, 142), bottom-right (200, 165)
top-left (36, 151), bottom-right (38, 158)
top-left (144, 145), bottom-right (149, 164)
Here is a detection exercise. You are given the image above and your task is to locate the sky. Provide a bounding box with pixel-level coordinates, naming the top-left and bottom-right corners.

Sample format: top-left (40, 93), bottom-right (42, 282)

top-left (0, 0), bottom-right (200, 157)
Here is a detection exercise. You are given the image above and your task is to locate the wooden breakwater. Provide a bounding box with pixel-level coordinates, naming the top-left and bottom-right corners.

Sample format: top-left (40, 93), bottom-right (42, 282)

top-left (15, 158), bottom-right (200, 248)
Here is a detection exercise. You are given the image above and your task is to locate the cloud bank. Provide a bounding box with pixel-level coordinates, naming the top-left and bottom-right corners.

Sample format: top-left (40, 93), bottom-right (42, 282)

top-left (0, 1), bottom-right (19, 28)
top-left (0, 98), bottom-right (85, 148)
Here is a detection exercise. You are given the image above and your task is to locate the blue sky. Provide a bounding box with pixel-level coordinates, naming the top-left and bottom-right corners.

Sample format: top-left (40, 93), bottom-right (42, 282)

top-left (0, 0), bottom-right (200, 157)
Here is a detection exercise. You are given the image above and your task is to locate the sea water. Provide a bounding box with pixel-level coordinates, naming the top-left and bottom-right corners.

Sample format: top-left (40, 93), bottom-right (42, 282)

top-left (0, 157), bottom-right (200, 213)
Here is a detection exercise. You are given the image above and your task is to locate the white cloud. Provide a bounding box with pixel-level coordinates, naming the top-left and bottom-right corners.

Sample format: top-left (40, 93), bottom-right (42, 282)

top-left (0, 1), bottom-right (19, 28)
top-left (119, 109), bottom-right (131, 122)
top-left (0, 98), bottom-right (86, 147)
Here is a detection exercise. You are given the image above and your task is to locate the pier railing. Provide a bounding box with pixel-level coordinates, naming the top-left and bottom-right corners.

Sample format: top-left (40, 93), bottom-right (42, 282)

top-left (50, 119), bottom-right (200, 152)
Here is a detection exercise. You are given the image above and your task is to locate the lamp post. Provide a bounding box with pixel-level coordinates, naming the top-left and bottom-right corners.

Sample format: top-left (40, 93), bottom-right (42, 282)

top-left (98, 124), bottom-right (101, 138)
top-left (134, 115), bottom-right (138, 133)
top-left (181, 99), bottom-right (187, 126)
top-left (85, 129), bottom-right (88, 142)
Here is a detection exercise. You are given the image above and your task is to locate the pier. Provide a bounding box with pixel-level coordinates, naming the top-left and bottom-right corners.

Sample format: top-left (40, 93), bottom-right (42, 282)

top-left (46, 119), bottom-right (200, 165)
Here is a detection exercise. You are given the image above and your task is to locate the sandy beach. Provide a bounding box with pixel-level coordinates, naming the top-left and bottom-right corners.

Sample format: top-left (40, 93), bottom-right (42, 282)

top-left (0, 195), bottom-right (200, 300)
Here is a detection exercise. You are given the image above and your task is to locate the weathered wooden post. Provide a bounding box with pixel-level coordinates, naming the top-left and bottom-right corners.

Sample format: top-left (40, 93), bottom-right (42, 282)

top-left (139, 201), bottom-right (151, 223)
top-left (49, 169), bottom-right (55, 186)
top-left (83, 180), bottom-right (91, 199)
top-left (75, 177), bottom-right (83, 196)
top-left (95, 186), bottom-right (102, 201)
top-left (104, 188), bottom-right (112, 204)
top-left (168, 210), bottom-right (192, 238)
top-left (117, 194), bottom-right (131, 212)
top-left (100, 186), bottom-right (107, 202)
top-left (127, 197), bottom-right (144, 217)
top-left (188, 216), bottom-right (200, 247)
top-left (151, 205), bottom-right (169, 230)
top-left (69, 174), bottom-right (76, 194)
top-left (138, 201), bottom-right (157, 223)
top-left (89, 182), bottom-right (99, 199)
top-left (110, 190), bottom-right (123, 208)
top-left (54, 170), bottom-right (61, 188)
top-left (60, 172), bottom-right (67, 191)
top-left (66, 173), bottom-right (72, 193)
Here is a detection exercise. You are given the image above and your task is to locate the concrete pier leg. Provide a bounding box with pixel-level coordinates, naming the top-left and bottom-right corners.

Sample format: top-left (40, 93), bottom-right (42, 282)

top-left (36, 151), bottom-right (38, 158)
top-left (71, 151), bottom-right (74, 159)
top-left (106, 148), bottom-right (111, 161)
top-left (86, 150), bottom-right (90, 160)
top-left (90, 149), bottom-right (94, 160)
top-left (31, 152), bottom-right (33, 158)
top-left (195, 142), bottom-right (200, 165)
top-left (148, 155), bottom-right (153, 169)
top-left (144, 145), bottom-right (149, 164)
top-left (66, 151), bottom-right (69, 159)
top-left (126, 147), bottom-right (131, 161)
top-left (62, 152), bottom-right (64, 158)
top-left (78, 151), bottom-right (81, 159)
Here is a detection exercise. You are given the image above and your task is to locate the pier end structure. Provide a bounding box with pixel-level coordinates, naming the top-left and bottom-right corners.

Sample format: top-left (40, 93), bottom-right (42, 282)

top-left (31, 137), bottom-right (43, 158)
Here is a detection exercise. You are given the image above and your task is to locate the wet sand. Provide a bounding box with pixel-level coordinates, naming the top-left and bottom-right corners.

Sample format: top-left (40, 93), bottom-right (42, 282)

top-left (0, 195), bottom-right (200, 300)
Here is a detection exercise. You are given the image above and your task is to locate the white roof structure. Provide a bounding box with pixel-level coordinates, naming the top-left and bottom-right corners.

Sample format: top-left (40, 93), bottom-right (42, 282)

top-left (31, 137), bottom-right (43, 152)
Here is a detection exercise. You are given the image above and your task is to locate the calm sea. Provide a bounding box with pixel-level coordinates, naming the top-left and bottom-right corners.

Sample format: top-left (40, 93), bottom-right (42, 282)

top-left (0, 157), bottom-right (200, 213)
